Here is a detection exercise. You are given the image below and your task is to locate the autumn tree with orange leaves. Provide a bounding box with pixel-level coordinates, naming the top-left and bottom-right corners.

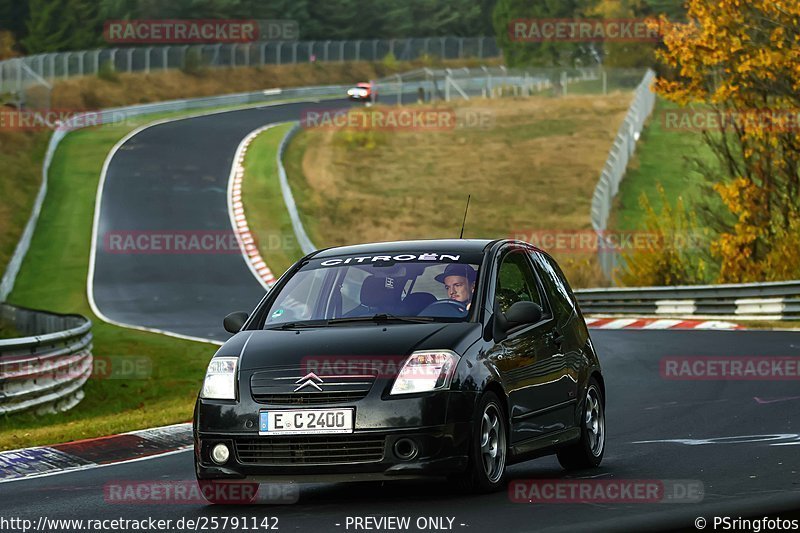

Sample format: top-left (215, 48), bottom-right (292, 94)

top-left (654, 0), bottom-right (800, 282)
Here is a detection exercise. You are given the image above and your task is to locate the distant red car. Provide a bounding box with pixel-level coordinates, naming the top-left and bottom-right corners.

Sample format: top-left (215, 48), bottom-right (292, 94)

top-left (347, 82), bottom-right (375, 102)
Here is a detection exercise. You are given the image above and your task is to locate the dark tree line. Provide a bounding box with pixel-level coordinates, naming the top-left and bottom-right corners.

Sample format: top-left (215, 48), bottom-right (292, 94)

top-left (0, 0), bottom-right (497, 54)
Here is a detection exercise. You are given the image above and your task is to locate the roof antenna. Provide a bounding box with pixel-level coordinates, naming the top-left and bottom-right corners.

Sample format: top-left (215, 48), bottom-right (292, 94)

top-left (459, 195), bottom-right (471, 239)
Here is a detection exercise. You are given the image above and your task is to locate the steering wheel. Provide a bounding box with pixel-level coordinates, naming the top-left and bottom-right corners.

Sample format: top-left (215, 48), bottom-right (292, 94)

top-left (420, 299), bottom-right (469, 318)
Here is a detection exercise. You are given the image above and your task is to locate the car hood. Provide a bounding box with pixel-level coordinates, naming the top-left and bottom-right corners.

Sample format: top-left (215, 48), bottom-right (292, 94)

top-left (221, 322), bottom-right (481, 371)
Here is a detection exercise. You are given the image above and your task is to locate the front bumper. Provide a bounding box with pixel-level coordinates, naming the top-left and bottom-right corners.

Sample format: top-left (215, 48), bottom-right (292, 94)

top-left (194, 389), bottom-right (477, 482)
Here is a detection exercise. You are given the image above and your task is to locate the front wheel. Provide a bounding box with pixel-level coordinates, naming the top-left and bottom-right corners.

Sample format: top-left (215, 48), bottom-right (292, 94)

top-left (451, 391), bottom-right (508, 493)
top-left (557, 378), bottom-right (605, 470)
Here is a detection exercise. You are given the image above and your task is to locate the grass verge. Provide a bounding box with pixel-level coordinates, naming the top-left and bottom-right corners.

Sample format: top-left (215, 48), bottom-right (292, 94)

top-left (0, 131), bottom-right (50, 278)
top-left (611, 99), bottom-right (717, 232)
top-left (279, 94), bottom-right (634, 287)
top-left (240, 124), bottom-right (306, 278)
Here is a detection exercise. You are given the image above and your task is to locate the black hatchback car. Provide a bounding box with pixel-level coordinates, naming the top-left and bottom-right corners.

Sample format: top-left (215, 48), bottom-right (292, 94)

top-left (194, 239), bottom-right (605, 501)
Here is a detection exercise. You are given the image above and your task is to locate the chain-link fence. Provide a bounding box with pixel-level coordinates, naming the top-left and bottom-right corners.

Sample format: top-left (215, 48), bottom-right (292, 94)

top-left (0, 36), bottom-right (498, 90)
top-left (371, 66), bottom-right (647, 103)
top-left (590, 69), bottom-right (657, 281)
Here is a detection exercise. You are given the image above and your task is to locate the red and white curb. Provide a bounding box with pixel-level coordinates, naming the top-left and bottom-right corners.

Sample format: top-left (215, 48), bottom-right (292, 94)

top-left (229, 125), bottom-right (279, 288)
top-left (0, 423), bottom-right (191, 483)
top-left (585, 317), bottom-right (742, 330)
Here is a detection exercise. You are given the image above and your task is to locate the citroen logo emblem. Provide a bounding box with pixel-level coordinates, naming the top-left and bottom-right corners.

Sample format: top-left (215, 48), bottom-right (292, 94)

top-left (294, 372), bottom-right (324, 392)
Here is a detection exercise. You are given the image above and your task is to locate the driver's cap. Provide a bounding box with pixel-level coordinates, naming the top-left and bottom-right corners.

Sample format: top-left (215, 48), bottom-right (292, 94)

top-left (434, 264), bottom-right (477, 283)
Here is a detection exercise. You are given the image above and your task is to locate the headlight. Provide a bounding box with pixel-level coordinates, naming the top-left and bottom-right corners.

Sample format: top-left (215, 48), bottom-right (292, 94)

top-left (201, 357), bottom-right (238, 400)
top-left (390, 350), bottom-right (459, 395)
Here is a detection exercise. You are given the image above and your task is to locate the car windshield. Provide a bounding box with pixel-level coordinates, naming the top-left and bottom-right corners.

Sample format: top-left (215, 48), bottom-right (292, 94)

top-left (263, 252), bottom-right (482, 326)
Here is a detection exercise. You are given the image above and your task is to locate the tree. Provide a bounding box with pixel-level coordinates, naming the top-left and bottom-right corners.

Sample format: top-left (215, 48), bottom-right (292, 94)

top-left (654, 0), bottom-right (800, 282)
top-left (492, 0), bottom-right (596, 67)
top-left (22, 0), bottom-right (102, 53)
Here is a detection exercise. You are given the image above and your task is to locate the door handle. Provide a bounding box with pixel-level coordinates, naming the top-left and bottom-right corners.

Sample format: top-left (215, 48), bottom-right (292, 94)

top-left (552, 330), bottom-right (565, 347)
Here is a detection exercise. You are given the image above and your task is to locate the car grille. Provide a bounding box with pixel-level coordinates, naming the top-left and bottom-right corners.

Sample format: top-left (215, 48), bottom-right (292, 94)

top-left (250, 368), bottom-right (375, 405)
top-left (235, 436), bottom-right (386, 465)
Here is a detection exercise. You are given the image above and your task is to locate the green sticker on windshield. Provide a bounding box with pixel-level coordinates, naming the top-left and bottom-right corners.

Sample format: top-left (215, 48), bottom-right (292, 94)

top-left (271, 309), bottom-right (284, 318)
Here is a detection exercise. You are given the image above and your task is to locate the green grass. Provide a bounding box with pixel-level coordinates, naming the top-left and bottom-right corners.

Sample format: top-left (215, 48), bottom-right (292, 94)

top-left (612, 98), bottom-right (718, 232)
top-left (240, 124), bottom-right (306, 277)
top-left (0, 131), bottom-right (50, 278)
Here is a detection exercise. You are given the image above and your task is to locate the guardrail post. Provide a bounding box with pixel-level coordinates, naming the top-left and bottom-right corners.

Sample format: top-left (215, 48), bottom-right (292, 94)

top-left (323, 40), bottom-right (331, 62)
top-left (397, 74), bottom-right (402, 105)
top-left (355, 40), bottom-right (362, 61)
top-left (126, 48), bottom-right (134, 72)
top-left (276, 42), bottom-right (283, 65)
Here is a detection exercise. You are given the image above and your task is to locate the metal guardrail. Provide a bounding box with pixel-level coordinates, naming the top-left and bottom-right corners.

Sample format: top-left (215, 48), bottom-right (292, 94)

top-left (575, 280), bottom-right (800, 319)
top-left (277, 123), bottom-right (316, 256)
top-left (0, 303), bottom-right (93, 415)
top-left (591, 69), bottom-right (657, 281)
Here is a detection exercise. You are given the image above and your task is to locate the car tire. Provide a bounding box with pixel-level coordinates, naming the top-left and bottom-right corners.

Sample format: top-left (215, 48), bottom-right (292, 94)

top-left (557, 378), bottom-right (605, 470)
top-left (198, 480), bottom-right (259, 505)
top-left (451, 391), bottom-right (508, 493)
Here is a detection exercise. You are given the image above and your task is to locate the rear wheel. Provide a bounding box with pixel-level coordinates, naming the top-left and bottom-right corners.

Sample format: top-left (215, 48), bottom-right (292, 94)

top-left (557, 378), bottom-right (605, 470)
top-left (198, 480), bottom-right (259, 505)
top-left (452, 391), bottom-right (508, 493)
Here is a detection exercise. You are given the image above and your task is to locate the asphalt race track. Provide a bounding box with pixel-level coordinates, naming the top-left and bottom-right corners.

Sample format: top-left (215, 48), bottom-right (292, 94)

top-left (38, 100), bottom-right (800, 530)
top-left (91, 100), bottom-right (353, 341)
top-left (91, 95), bottom-right (423, 341)
top-left (3, 329), bottom-right (800, 531)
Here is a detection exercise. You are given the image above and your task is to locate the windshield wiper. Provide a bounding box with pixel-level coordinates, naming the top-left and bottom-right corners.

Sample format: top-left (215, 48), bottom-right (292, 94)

top-left (265, 320), bottom-right (329, 330)
top-left (327, 314), bottom-right (435, 325)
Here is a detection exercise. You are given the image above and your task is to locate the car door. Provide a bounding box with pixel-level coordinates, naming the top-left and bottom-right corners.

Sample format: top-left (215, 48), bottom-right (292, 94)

top-left (485, 247), bottom-right (564, 444)
top-left (529, 251), bottom-right (582, 425)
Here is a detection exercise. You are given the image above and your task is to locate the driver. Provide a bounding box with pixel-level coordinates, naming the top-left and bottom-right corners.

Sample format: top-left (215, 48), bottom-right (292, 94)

top-left (435, 264), bottom-right (477, 310)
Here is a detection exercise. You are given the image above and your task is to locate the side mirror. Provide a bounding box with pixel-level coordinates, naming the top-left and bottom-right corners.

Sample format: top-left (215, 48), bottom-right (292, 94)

top-left (505, 301), bottom-right (543, 327)
top-left (223, 311), bottom-right (249, 334)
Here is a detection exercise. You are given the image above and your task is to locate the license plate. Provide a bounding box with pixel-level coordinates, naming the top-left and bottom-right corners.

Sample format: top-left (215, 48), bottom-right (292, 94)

top-left (259, 408), bottom-right (354, 435)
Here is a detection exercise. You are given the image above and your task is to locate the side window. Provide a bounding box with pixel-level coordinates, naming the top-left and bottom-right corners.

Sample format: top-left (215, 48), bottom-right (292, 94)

top-left (531, 251), bottom-right (577, 316)
top-left (494, 251), bottom-right (547, 315)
